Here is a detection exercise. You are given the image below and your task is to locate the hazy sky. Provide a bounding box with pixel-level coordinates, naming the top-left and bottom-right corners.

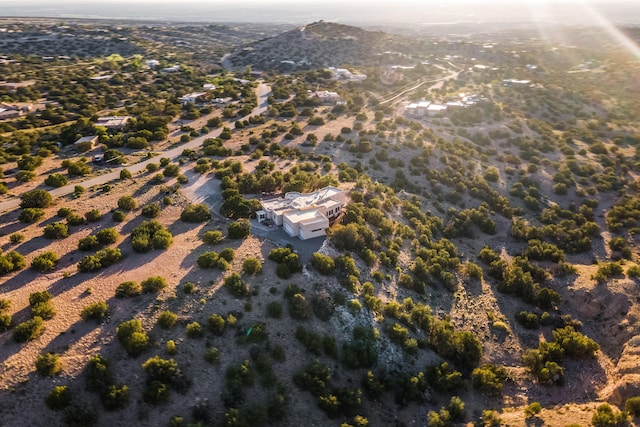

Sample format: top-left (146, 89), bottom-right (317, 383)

top-left (1, 0), bottom-right (637, 25)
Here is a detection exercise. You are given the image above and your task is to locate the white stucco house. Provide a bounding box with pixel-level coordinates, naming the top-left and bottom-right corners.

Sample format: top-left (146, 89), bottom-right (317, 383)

top-left (256, 186), bottom-right (347, 240)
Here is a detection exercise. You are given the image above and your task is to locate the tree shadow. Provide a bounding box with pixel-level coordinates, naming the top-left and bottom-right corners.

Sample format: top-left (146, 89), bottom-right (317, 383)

top-left (0, 212), bottom-right (30, 236)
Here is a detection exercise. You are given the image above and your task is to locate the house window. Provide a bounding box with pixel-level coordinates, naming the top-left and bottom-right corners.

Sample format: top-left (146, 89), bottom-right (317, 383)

top-left (311, 228), bottom-right (322, 232)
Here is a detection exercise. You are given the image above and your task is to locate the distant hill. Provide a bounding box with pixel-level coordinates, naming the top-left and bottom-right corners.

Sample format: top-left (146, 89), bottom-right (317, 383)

top-left (225, 21), bottom-right (419, 71)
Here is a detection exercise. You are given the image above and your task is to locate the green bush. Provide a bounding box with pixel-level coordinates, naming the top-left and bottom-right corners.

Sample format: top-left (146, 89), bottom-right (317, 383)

top-left (267, 302), bottom-right (283, 319)
top-left (36, 352), bottom-right (62, 376)
top-left (228, 218), bottom-right (251, 239)
top-left (85, 354), bottom-right (112, 392)
top-left (43, 222), bottom-right (69, 239)
top-left (84, 209), bottom-right (102, 222)
top-left (20, 189), bottom-right (53, 208)
top-left (115, 281), bottom-right (141, 298)
top-left (96, 228), bottom-right (119, 245)
top-left (46, 385), bottom-right (72, 410)
top-left (143, 380), bottom-right (169, 405)
top-left (242, 257), bottom-right (262, 275)
top-left (197, 251), bottom-right (219, 268)
top-left (112, 210), bottom-right (126, 222)
top-left (471, 364), bottom-right (508, 396)
top-left (223, 273), bottom-right (249, 297)
top-left (31, 301), bottom-right (56, 319)
top-left (158, 311), bottom-right (178, 329)
top-left (45, 173), bottom-right (68, 188)
top-left (207, 313), bottom-right (226, 336)
top-left (219, 247), bottom-right (235, 262)
top-left (152, 229), bottom-right (173, 249)
top-left (66, 212), bottom-right (85, 226)
top-left (101, 384), bottom-right (129, 411)
top-left (592, 403), bottom-right (628, 427)
top-left (18, 207), bottom-right (45, 223)
top-left (180, 203), bottom-right (211, 223)
top-left (186, 321), bottom-right (204, 338)
top-left (524, 402), bottom-right (542, 418)
top-left (142, 203), bottom-right (161, 218)
top-left (120, 169), bottom-right (132, 179)
top-left (13, 316), bottom-right (45, 342)
top-left (131, 220), bottom-right (172, 252)
top-left (204, 347), bottom-right (220, 364)
top-left (63, 404), bottom-right (97, 426)
top-left (116, 319), bottom-right (149, 356)
top-left (202, 230), bottom-right (223, 244)
top-left (77, 248), bottom-right (122, 272)
top-left (117, 195), bottom-right (137, 211)
top-left (142, 276), bottom-right (167, 293)
top-left (183, 282), bottom-right (196, 294)
top-left (0, 313), bottom-right (11, 332)
top-left (31, 251), bottom-right (60, 272)
top-left (9, 232), bottom-right (25, 244)
top-left (625, 396), bottom-right (640, 416)
top-left (80, 301), bottom-right (109, 321)
top-left (310, 252), bottom-right (335, 275)
top-left (0, 251), bottom-right (26, 274)
top-left (78, 236), bottom-right (100, 251)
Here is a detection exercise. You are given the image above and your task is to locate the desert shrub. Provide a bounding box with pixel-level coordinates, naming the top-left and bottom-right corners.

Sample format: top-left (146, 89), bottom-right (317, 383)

top-left (46, 385), bottom-right (72, 410)
top-left (117, 195), bottom-right (137, 211)
top-left (84, 209), bottom-right (102, 222)
top-left (158, 311), bottom-right (178, 329)
top-left (36, 352), bottom-right (62, 376)
top-left (181, 203), bottom-right (211, 223)
top-left (96, 228), bottom-right (118, 245)
top-left (116, 319), bottom-right (149, 356)
top-left (80, 301), bottom-right (109, 321)
top-left (131, 220), bottom-right (172, 252)
top-left (163, 163), bottom-right (180, 177)
top-left (144, 381), bottom-right (169, 405)
top-left (13, 316), bottom-right (45, 342)
top-left (223, 273), bottom-right (249, 297)
top-left (219, 248), bottom-right (235, 262)
top-left (197, 251), bottom-right (219, 268)
top-left (228, 218), bottom-right (251, 239)
top-left (524, 402), bottom-right (542, 418)
top-left (0, 251), bottom-right (26, 274)
top-left (142, 356), bottom-right (180, 384)
top-left (45, 173), bottom-right (68, 188)
top-left (166, 340), bottom-right (177, 355)
top-left (20, 189), bottom-right (53, 208)
top-left (242, 257), bottom-right (262, 275)
top-left (77, 248), bottom-right (122, 272)
top-left (31, 301), bottom-right (56, 319)
top-left (625, 396), bottom-right (640, 416)
top-left (152, 229), bottom-right (173, 249)
top-left (9, 232), bottom-right (25, 244)
top-left (120, 169), bottom-right (132, 179)
top-left (202, 230), bottom-right (224, 244)
top-left (142, 203), bottom-right (161, 218)
top-left (592, 403), bottom-right (628, 427)
top-left (0, 313), bottom-right (11, 332)
top-left (29, 290), bottom-right (52, 306)
top-left (472, 364), bottom-right (508, 396)
top-left (183, 281), bottom-right (196, 294)
top-left (31, 251), bottom-right (60, 272)
top-left (115, 281), bottom-right (141, 298)
top-left (18, 207), bottom-right (45, 223)
top-left (207, 314), bottom-right (226, 336)
top-left (112, 210), bottom-right (126, 222)
top-left (57, 207), bottom-right (72, 217)
top-left (516, 311), bottom-right (539, 329)
top-left (85, 354), bottom-right (112, 392)
top-left (43, 222), bottom-right (69, 239)
top-left (481, 410), bottom-right (502, 427)
top-left (142, 276), bottom-right (167, 293)
top-left (101, 385), bottom-right (129, 411)
top-left (78, 236), bottom-right (100, 251)
top-left (66, 212), bottom-right (85, 225)
top-left (267, 302), bottom-right (283, 319)
top-left (552, 326), bottom-right (599, 357)
top-left (186, 321), bottom-right (204, 338)
top-left (288, 293), bottom-right (312, 320)
top-left (204, 347), bottom-right (220, 364)
top-left (63, 404), bottom-right (97, 426)
top-left (311, 252), bottom-right (335, 275)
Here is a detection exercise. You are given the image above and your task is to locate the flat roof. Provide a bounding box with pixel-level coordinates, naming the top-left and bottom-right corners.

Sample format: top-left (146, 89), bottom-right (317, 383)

top-left (284, 208), bottom-right (327, 225)
top-left (261, 186), bottom-right (344, 213)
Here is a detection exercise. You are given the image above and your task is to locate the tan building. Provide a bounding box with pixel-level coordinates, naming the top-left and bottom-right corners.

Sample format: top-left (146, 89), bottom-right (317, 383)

top-left (257, 186), bottom-right (347, 240)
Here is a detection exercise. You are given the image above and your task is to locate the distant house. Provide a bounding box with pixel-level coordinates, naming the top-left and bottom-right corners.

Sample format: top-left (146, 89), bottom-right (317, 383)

top-left (160, 65), bottom-right (180, 73)
top-left (180, 92), bottom-right (207, 106)
top-left (327, 67), bottom-right (367, 82)
top-left (203, 83), bottom-right (216, 91)
top-left (74, 135), bottom-right (99, 152)
top-left (426, 104), bottom-right (448, 117)
top-left (257, 186), bottom-right (347, 240)
top-left (502, 79), bottom-right (531, 87)
top-left (314, 90), bottom-right (341, 104)
top-left (404, 101), bottom-right (431, 117)
top-left (145, 59), bottom-right (160, 68)
top-left (96, 116), bottom-right (131, 130)
top-left (0, 102), bottom-right (35, 120)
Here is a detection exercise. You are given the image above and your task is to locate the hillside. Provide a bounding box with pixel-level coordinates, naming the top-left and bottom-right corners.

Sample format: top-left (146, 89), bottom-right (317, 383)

top-left (225, 21), bottom-right (420, 71)
top-left (2, 17), bottom-right (640, 427)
